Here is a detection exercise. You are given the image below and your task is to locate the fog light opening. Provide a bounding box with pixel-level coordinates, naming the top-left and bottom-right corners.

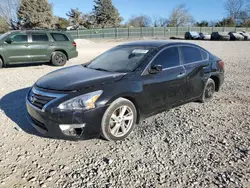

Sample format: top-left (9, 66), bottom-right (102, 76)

top-left (59, 124), bottom-right (85, 137)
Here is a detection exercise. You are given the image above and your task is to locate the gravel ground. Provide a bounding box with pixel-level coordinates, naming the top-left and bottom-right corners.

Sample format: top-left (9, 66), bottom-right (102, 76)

top-left (0, 40), bottom-right (249, 188)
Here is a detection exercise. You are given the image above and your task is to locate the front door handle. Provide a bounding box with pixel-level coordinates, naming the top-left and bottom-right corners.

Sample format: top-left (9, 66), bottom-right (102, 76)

top-left (177, 72), bottom-right (186, 78)
top-left (24, 44), bottom-right (29, 47)
top-left (49, 43), bottom-right (55, 46)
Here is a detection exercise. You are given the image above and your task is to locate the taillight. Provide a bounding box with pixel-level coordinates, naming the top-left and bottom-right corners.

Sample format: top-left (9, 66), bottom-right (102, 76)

top-left (73, 41), bottom-right (77, 47)
top-left (218, 60), bottom-right (224, 69)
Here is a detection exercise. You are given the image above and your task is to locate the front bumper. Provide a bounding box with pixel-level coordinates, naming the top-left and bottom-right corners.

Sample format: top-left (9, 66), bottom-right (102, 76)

top-left (26, 98), bottom-right (107, 140)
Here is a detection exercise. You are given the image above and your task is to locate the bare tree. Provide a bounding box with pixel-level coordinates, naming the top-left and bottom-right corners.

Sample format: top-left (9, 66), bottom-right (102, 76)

top-left (224, 0), bottom-right (244, 19)
top-left (152, 16), bottom-right (168, 27)
top-left (238, 4), bottom-right (250, 26)
top-left (127, 15), bottom-right (152, 27)
top-left (168, 4), bottom-right (193, 26)
top-left (0, 16), bottom-right (9, 32)
top-left (0, 0), bottom-right (20, 26)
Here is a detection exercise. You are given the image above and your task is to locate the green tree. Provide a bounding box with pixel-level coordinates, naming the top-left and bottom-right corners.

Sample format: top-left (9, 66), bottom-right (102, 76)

top-left (82, 13), bottom-right (95, 29)
top-left (55, 17), bottom-right (70, 29)
top-left (92, 0), bottom-right (123, 28)
top-left (215, 17), bottom-right (236, 27)
top-left (66, 8), bottom-right (83, 27)
top-left (17, 0), bottom-right (53, 28)
top-left (194, 20), bottom-right (209, 27)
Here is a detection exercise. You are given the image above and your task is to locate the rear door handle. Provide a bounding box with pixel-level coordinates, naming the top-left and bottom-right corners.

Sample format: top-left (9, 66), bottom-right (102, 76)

top-left (49, 43), bottom-right (55, 46)
top-left (24, 44), bottom-right (29, 47)
top-left (177, 72), bottom-right (186, 78)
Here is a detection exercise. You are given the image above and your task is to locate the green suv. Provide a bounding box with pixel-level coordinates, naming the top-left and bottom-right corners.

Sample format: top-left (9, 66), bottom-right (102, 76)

top-left (0, 30), bottom-right (78, 68)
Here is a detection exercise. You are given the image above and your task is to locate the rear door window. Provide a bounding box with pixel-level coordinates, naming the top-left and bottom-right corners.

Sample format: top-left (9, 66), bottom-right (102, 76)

top-left (31, 33), bottom-right (49, 42)
top-left (201, 49), bottom-right (209, 60)
top-left (11, 34), bottom-right (28, 42)
top-left (181, 46), bottom-right (203, 64)
top-left (51, 33), bottom-right (69, 41)
top-left (151, 47), bottom-right (180, 69)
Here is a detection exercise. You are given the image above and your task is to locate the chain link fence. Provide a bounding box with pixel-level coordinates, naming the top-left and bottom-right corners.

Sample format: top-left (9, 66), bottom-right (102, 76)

top-left (67, 26), bottom-right (249, 39)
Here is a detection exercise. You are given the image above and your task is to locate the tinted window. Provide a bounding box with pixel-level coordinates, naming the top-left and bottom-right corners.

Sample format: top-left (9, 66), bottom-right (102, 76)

top-left (51, 33), bottom-right (69, 41)
top-left (152, 47), bottom-right (180, 68)
top-left (182, 46), bottom-right (202, 64)
top-left (201, 49), bottom-right (208, 60)
top-left (11, 34), bottom-right (28, 42)
top-left (32, 33), bottom-right (48, 42)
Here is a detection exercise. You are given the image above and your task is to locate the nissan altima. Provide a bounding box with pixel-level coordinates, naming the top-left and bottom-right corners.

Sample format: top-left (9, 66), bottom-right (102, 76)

top-left (26, 41), bottom-right (225, 141)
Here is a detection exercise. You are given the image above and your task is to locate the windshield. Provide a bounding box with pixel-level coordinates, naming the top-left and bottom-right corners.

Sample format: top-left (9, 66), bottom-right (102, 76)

top-left (86, 46), bottom-right (153, 72)
top-left (0, 32), bottom-right (10, 41)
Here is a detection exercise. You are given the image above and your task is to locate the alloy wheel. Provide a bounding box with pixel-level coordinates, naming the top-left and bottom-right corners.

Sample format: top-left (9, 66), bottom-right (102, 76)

top-left (205, 82), bottom-right (215, 99)
top-left (109, 105), bottom-right (134, 137)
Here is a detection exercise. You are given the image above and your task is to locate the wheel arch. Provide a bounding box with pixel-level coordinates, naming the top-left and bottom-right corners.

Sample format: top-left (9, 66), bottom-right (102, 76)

top-left (210, 75), bottom-right (220, 92)
top-left (0, 54), bottom-right (4, 66)
top-left (122, 96), bottom-right (141, 124)
top-left (52, 49), bottom-right (69, 60)
top-left (106, 94), bottom-right (141, 124)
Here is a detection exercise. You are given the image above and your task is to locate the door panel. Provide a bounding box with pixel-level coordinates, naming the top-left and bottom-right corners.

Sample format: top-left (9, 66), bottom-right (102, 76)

top-left (29, 33), bottom-right (50, 62)
top-left (180, 46), bottom-right (209, 100)
top-left (3, 33), bottom-right (31, 63)
top-left (141, 66), bottom-right (187, 115)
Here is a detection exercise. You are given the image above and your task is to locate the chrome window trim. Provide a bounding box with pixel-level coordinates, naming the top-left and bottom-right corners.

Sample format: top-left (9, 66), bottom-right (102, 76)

top-left (27, 87), bottom-right (67, 112)
top-left (142, 45), bottom-right (181, 75)
top-left (179, 45), bottom-right (209, 65)
top-left (142, 44), bottom-right (210, 75)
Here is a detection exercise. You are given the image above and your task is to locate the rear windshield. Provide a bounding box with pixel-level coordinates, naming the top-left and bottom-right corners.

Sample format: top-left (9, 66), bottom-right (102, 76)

top-left (87, 46), bottom-right (153, 73)
top-left (51, 33), bottom-right (69, 41)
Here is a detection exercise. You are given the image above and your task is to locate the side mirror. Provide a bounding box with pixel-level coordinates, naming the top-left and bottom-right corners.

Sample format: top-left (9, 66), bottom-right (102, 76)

top-left (5, 38), bottom-right (13, 44)
top-left (149, 65), bottom-right (163, 74)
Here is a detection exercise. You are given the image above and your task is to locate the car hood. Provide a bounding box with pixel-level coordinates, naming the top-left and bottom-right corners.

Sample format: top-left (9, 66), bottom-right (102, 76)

top-left (35, 65), bottom-right (126, 91)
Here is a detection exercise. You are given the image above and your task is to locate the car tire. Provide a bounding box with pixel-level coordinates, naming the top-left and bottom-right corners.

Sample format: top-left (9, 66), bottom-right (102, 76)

top-left (0, 58), bottom-right (3, 68)
top-left (200, 78), bottom-right (216, 103)
top-left (51, 51), bottom-right (67, 66)
top-left (101, 98), bottom-right (137, 141)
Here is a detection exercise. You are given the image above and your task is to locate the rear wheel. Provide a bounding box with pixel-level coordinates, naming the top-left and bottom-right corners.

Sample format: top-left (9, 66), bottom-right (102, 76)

top-left (200, 78), bottom-right (216, 103)
top-left (0, 58), bottom-right (3, 68)
top-left (51, 51), bottom-right (67, 66)
top-left (101, 98), bottom-right (137, 141)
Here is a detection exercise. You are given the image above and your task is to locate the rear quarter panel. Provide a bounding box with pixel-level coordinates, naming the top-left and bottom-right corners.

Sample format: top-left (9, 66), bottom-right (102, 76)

top-left (47, 32), bottom-right (77, 59)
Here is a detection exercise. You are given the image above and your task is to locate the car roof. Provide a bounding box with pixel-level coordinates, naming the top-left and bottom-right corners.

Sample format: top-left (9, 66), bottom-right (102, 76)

top-left (120, 40), bottom-right (199, 48)
top-left (8, 30), bottom-right (66, 34)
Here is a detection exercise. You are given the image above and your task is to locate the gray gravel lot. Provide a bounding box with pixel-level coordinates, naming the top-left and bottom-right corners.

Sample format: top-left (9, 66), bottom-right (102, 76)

top-left (0, 39), bottom-right (249, 188)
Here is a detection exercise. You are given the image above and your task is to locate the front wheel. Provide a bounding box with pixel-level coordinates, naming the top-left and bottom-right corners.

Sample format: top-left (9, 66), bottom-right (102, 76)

top-left (200, 78), bottom-right (216, 103)
top-left (51, 51), bottom-right (67, 66)
top-left (101, 98), bottom-right (137, 141)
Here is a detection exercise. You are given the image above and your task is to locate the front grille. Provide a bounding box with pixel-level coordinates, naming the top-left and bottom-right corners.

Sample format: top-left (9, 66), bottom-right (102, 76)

top-left (28, 88), bottom-right (56, 110)
top-left (30, 117), bottom-right (48, 131)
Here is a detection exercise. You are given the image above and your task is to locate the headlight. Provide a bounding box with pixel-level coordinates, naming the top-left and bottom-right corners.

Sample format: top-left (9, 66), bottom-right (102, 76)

top-left (58, 90), bottom-right (103, 110)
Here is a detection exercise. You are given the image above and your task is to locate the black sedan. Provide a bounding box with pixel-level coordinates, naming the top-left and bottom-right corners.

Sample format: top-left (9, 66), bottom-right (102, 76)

top-left (26, 41), bottom-right (225, 141)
